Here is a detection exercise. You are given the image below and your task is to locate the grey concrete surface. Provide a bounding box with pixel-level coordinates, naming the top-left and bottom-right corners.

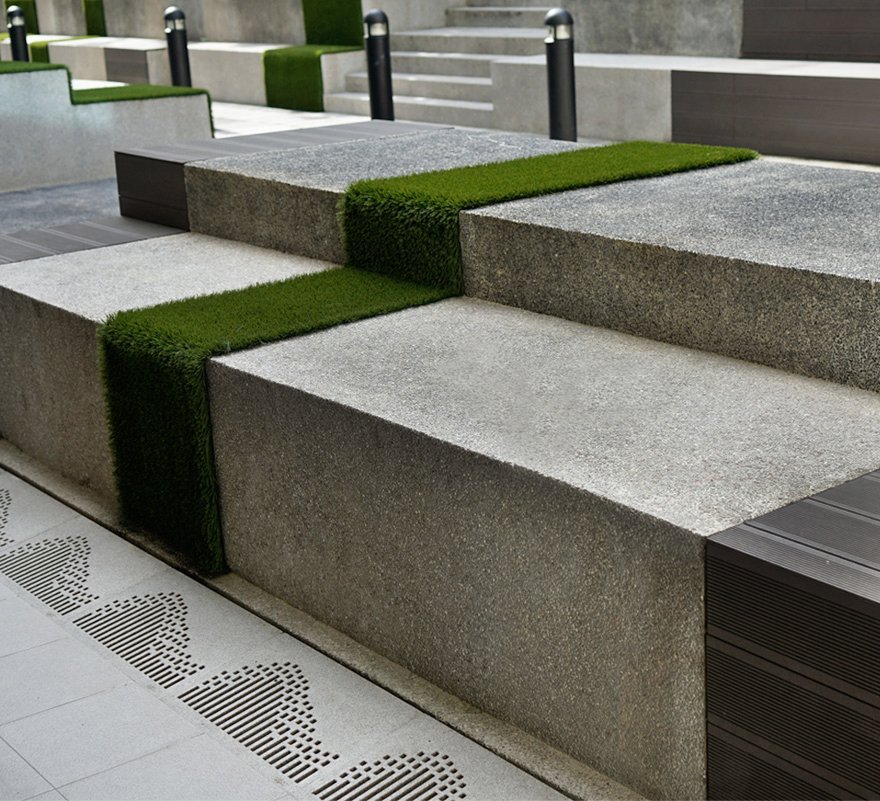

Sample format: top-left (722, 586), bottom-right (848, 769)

top-left (208, 298), bottom-right (880, 799)
top-left (0, 180), bottom-right (118, 235)
top-left (0, 234), bottom-right (334, 504)
top-left (1, 69), bottom-right (211, 191)
top-left (186, 129), bottom-right (589, 262)
top-left (369, 0), bottom-right (462, 32)
top-left (34, 0), bottom-right (87, 34)
top-left (462, 158), bottom-right (880, 392)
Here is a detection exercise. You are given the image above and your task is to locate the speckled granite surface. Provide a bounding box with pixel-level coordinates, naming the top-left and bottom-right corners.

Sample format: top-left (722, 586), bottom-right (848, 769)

top-left (207, 297), bottom-right (880, 800)
top-left (184, 129), bottom-right (589, 263)
top-left (462, 159), bottom-right (880, 391)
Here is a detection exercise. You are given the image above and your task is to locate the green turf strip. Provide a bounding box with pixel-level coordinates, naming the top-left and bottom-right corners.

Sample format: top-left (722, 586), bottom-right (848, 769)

top-left (0, 60), bottom-right (63, 73)
top-left (72, 83), bottom-right (209, 104)
top-left (303, 0), bottom-right (362, 46)
top-left (101, 268), bottom-right (452, 575)
top-left (342, 141), bottom-right (758, 292)
top-left (264, 44), bottom-right (360, 112)
top-left (82, 0), bottom-right (106, 36)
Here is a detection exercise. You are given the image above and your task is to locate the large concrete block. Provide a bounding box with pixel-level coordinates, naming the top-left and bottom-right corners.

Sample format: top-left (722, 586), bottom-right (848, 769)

top-left (0, 235), bottom-right (333, 504)
top-left (188, 42), bottom-right (280, 105)
top-left (185, 129), bottom-right (586, 262)
top-left (46, 36), bottom-right (116, 79)
top-left (461, 159), bottom-right (880, 393)
top-left (207, 298), bottom-right (880, 799)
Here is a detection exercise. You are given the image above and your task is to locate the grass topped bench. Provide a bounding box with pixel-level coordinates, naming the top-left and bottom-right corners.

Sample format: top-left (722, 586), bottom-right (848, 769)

top-left (101, 268), bottom-right (452, 574)
top-left (72, 83), bottom-right (209, 105)
top-left (342, 141), bottom-right (758, 292)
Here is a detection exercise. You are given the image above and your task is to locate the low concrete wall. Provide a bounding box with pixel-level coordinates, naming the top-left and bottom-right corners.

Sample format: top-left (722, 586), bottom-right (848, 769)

top-left (0, 69), bottom-right (211, 190)
top-left (567, 0), bottom-right (743, 57)
top-left (492, 55), bottom-right (671, 141)
top-left (189, 43), bottom-right (280, 104)
top-left (35, 0), bottom-right (86, 34)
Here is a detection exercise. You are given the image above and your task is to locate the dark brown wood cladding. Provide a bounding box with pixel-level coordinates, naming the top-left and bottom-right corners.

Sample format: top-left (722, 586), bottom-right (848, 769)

top-left (707, 472), bottom-right (880, 799)
top-left (742, 0), bottom-right (880, 61)
top-left (672, 71), bottom-right (880, 163)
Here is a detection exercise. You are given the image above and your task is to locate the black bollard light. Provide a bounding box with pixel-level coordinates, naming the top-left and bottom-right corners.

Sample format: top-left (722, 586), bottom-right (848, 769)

top-left (545, 8), bottom-right (577, 141)
top-left (164, 6), bottom-right (192, 87)
top-left (7, 5), bottom-right (29, 62)
top-left (364, 9), bottom-right (393, 121)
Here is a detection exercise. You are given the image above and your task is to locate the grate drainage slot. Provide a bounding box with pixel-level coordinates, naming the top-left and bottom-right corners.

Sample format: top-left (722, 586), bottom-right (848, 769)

top-left (179, 662), bottom-right (339, 782)
top-left (0, 488), bottom-right (11, 548)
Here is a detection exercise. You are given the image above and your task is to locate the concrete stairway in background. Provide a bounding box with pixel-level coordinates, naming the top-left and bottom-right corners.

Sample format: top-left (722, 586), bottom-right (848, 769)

top-left (324, 0), bottom-right (552, 128)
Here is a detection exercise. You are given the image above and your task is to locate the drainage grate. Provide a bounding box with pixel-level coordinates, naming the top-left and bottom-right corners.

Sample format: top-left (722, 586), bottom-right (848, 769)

top-left (0, 536), bottom-right (98, 613)
top-left (314, 752), bottom-right (468, 801)
top-left (0, 488), bottom-right (10, 547)
top-left (179, 662), bottom-right (339, 782)
top-left (74, 592), bottom-right (205, 688)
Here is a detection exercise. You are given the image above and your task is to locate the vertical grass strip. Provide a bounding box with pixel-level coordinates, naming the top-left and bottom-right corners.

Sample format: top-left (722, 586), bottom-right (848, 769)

top-left (82, 0), bottom-right (106, 36)
top-left (101, 268), bottom-right (452, 574)
top-left (302, 0), bottom-right (362, 46)
top-left (341, 141), bottom-right (758, 292)
top-left (263, 45), bottom-right (360, 112)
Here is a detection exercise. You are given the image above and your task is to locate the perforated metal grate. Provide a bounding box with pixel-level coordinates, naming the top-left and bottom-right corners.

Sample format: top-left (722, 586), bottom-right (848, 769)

top-left (74, 592), bottom-right (205, 687)
top-left (314, 752), bottom-right (468, 801)
top-left (0, 535), bottom-right (98, 613)
top-left (179, 662), bottom-right (339, 782)
top-left (0, 488), bottom-right (10, 548)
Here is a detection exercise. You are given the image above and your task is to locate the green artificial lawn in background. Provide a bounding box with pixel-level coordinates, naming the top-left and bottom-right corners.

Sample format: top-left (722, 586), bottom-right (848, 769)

top-left (82, 0), bottom-right (106, 36)
top-left (101, 269), bottom-right (452, 574)
top-left (72, 83), bottom-right (209, 104)
top-left (342, 141), bottom-right (759, 292)
top-left (303, 0), bottom-right (362, 45)
top-left (4, 0), bottom-right (38, 33)
top-left (263, 44), bottom-right (360, 112)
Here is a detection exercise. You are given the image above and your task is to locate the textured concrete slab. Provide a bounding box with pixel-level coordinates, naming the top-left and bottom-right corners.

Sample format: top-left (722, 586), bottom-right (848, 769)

top-left (186, 129), bottom-right (588, 262)
top-left (0, 234), bottom-right (335, 503)
top-left (462, 158), bottom-right (880, 392)
top-left (207, 297), bottom-right (880, 799)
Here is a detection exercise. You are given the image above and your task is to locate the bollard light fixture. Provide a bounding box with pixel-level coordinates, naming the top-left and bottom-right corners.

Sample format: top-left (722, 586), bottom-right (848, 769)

top-left (364, 9), bottom-right (394, 121)
top-left (7, 5), bottom-right (29, 62)
top-left (544, 7), bottom-right (577, 141)
top-left (545, 8), bottom-right (573, 42)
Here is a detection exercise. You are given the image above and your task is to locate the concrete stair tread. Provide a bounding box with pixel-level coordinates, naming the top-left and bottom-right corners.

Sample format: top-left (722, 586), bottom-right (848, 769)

top-left (396, 26), bottom-right (546, 37)
top-left (329, 92), bottom-right (493, 111)
top-left (348, 71), bottom-right (492, 87)
top-left (210, 295), bottom-right (880, 543)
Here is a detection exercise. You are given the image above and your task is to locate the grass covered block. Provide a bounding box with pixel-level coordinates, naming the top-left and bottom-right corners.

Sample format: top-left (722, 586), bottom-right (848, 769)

top-left (342, 141), bottom-right (759, 292)
top-left (5, 0), bottom-right (38, 33)
top-left (303, 0), bottom-right (362, 46)
top-left (264, 44), bottom-right (360, 112)
top-left (72, 83), bottom-right (209, 104)
top-left (82, 0), bottom-right (106, 36)
top-left (0, 60), bottom-right (64, 74)
top-left (101, 268), bottom-right (452, 575)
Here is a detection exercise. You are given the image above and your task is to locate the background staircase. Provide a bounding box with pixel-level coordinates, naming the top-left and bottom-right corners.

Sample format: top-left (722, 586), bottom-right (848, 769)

top-left (324, 0), bottom-right (553, 128)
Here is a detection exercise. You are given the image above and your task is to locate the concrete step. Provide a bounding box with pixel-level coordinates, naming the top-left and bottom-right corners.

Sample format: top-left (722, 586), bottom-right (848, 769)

top-left (464, 0), bottom-right (552, 6)
top-left (206, 296), bottom-right (880, 801)
top-left (183, 129), bottom-right (581, 262)
top-left (446, 6), bottom-right (551, 27)
top-left (461, 157), bottom-right (880, 393)
top-left (390, 51), bottom-right (499, 77)
top-left (324, 92), bottom-right (494, 130)
top-left (344, 71), bottom-right (493, 103)
top-left (391, 26), bottom-right (546, 56)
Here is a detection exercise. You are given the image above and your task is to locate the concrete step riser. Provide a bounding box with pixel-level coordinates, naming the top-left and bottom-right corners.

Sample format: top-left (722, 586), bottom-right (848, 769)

top-left (345, 73), bottom-right (493, 103)
top-left (446, 7), bottom-right (550, 27)
top-left (324, 93), bottom-right (494, 128)
top-left (391, 32), bottom-right (545, 56)
top-left (390, 52), bottom-right (494, 77)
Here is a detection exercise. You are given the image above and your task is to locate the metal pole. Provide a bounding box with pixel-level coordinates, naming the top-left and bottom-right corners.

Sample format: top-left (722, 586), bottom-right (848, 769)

top-left (164, 6), bottom-right (192, 87)
top-left (7, 5), bottom-right (29, 62)
top-left (364, 9), bottom-right (393, 121)
top-left (545, 8), bottom-right (577, 141)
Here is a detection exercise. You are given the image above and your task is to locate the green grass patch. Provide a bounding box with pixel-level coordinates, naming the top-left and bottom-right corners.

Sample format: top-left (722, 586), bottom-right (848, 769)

top-left (342, 141), bottom-right (758, 292)
top-left (82, 0), bottom-right (106, 36)
top-left (0, 59), bottom-right (64, 74)
top-left (72, 83), bottom-right (209, 104)
top-left (264, 44), bottom-right (360, 112)
top-left (101, 268), bottom-right (452, 574)
top-left (303, 0), bottom-right (362, 46)
top-left (4, 0), bottom-right (38, 33)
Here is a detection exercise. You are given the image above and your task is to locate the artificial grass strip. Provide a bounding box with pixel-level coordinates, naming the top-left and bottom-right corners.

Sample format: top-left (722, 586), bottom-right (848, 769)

top-left (342, 141), bottom-right (758, 292)
top-left (0, 60), bottom-right (64, 73)
top-left (82, 0), bottom-right (106, 36)
top-left (72, 83), bottom-right (209, 104)
top-left (264, 44), bottom-right (360, 112)
top-left (4, 0), bottom-right (38, 33)
top-left (101, 268), bottom-right (452, 575)
top-left (303, 0), bottom-right (362, 46)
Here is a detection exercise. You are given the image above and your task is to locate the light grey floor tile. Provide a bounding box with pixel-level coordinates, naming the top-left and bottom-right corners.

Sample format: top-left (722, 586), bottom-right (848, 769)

top-left (60, 734), bottom-right (288, 801)
top-left (0, 684), bottom-right (201, 787)
top-left (24, 791), bottom-right (66, 801)
top-left (0, 595), bottom-right (68, 657)
top-left (0, 737), bottom-right (52, 801)
top-left (0, 638), bottom-right (130, 724)
top-left (0, 470), bottom-right (78, 550)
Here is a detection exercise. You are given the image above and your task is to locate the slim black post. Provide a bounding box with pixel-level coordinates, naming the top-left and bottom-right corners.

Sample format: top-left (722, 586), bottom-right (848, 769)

top-left (7, 5), bottom-right (29, 62)
top-left (545, 8), bottom-right (577, 141)
top-left (364, 9), bottom-right (393, 121)
top-left (164, 6), bottom-right (191, 87)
